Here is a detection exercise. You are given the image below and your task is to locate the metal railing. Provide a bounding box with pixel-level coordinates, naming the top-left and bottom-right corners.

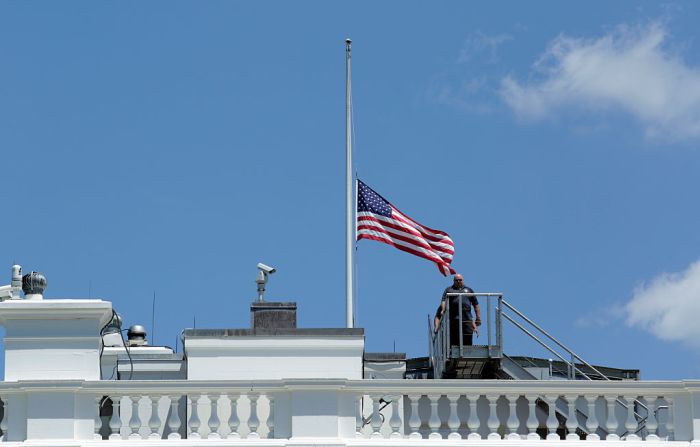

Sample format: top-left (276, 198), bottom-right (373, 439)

top-left (500, 299), bottom-right (610, 381)
top-left (430, 293), bottom-right (504, 378)
top-left (497, 299), bottom-right (650, 434)
top-left (429, 294), bottom-right (653, 434)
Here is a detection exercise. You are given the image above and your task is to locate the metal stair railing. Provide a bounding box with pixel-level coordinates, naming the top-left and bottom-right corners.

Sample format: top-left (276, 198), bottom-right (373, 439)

top-left (429, 293), bottom-right (504, 378)
top-left (429, 311), bottom-right (448, 379)
top-left (499, 299), bottom-right (650, 434)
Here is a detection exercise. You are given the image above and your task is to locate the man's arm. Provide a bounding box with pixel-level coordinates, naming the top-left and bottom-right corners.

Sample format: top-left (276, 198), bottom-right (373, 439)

top-left (474, 303), bottom-right (482, 326)
top-left (434, 300), bottom-right (446, 333)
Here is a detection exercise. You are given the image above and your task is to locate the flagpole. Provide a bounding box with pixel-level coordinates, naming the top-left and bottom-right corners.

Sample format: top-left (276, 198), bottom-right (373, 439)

top-left (345, 38), bottom-right (354, 329)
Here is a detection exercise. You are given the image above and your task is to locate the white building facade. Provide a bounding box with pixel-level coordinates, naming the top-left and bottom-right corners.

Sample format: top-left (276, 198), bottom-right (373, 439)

top-left (0, 296), bottom-right (696, 447)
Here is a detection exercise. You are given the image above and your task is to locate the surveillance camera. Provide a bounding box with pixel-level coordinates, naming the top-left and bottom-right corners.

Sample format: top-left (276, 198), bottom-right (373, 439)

top-left (257, 263), bottom-right (276, 274)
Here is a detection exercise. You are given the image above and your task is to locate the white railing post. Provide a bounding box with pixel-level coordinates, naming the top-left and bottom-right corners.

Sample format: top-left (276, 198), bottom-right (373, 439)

top-left (506, 394), bottom-right (520, 440)
top-left (644, 395), bottom-right (659, 441)
top-left (267, 394), bottom-right (275, 439)
top-left (486, 394), bottom-right (500, 440)
top-left (0, 398), bottom-right (8, 442)
top-left (666, 396), bottom-right (675, 441)
top-left (467, 394), bottom-right (481, 440)
top-left (585, 395), bottom-right (600, 441)
top-left (604, 395), bottom-right (620, 441)
top-left (356, 395), bottom-right (365, 438)
top-left (565, 394), bottom-right (579, 440)
top-left (207, 394), bottom-right (220, 439)
top-left (545, 394), bottom-right (559, 440)
top-left (525, 394), bottom-right (539, 440)
top-left (447, 394), bottom-right (461, 439)
top-left (370, 395), bottom-right (384, 439)
top-left (94, 396), bottom-right (103, 440)
top-left (108, 396), bottom-right (122, 440)
top-left (167, 395), bottom-right (181, 440)
top-left (624, 395), bottom-right (640, 441)
top-left (128, 396), bottom-right (142, 439)
top-left (428, 394), bottom-right (442, 439)
top-left (226, 394), bottom-right (240, 439)
top-left (188, 394), bottom-right (201, 439)
top-left (389, 397), bottom-right (402, 439)
top-left (148, 395), bottom-right (161, 439)
top-left (247, 393), bottom-right (260, 439)
top-left (407, 394), bottom-right (422, 439)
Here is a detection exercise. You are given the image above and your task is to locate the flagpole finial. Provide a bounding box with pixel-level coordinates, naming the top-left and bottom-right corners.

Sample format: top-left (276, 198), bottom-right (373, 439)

top-left (346, 38), bottom-right (352, 47)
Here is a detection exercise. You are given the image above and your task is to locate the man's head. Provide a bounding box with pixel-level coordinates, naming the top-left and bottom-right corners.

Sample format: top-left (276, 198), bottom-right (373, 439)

top-left (453, 274), bottom-right (464, 287)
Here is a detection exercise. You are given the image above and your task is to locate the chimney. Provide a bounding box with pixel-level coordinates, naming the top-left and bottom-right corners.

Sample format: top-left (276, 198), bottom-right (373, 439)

top-left (250, 301), bottom-right (297, 330)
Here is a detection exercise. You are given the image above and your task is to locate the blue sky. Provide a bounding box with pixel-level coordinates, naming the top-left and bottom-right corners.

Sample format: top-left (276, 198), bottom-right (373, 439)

top-left (2, 1), bottom-right (700, 379)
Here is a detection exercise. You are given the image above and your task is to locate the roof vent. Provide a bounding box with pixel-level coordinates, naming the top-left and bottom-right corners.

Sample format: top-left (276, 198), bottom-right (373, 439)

top-left (127, 324), bottom-right (148, 346)
top-left (22, 271), bottom-right (47, 300)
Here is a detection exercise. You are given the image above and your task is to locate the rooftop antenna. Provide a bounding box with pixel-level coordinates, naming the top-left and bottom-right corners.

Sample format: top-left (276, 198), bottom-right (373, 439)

top-left (151, 290), bottom-right (156, 346)
top-left (255, 263), bottom-right (276, 302)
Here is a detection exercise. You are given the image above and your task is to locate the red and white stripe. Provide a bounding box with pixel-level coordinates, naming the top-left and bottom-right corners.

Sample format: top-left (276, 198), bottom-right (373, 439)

top-left (357, 205), bottom-right (456, 276)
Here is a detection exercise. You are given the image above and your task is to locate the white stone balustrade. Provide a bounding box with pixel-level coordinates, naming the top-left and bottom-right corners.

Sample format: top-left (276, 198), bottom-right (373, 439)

top-left (0, 379), bottom-right (697, 444)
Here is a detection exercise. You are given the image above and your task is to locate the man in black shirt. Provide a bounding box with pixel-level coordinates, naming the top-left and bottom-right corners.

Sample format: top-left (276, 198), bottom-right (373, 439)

top-left (434, 274), bottom-right (482, 346)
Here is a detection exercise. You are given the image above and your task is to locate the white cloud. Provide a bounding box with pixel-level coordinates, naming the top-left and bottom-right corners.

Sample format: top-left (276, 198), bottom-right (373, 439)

top-left (625, 258), bottom-right (700, 348)
top-left (430, 77), bottom-right (494, 114)
top-left (500, 22), bottom-right (700, 140)
top-left (575, 303), bottom-right (625, 329)
top-left (458, 31), bottom-right (512, 64)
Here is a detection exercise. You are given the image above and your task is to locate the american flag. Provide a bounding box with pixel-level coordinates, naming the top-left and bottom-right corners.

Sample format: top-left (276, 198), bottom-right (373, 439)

top-left (356, 179), bottom-right (456, 276)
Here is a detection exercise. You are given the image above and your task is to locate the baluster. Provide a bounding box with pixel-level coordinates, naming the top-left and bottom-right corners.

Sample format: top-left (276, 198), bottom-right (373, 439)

top-left (428, 394), bottom-right (442, 439)
top-left (525, 394), bottom-right (539, 440)
top-left (506, 394), bottom-right (520, 440)
top-left (585, 395), bottom-right (600, 441)
top-left (466, 394), bottom-right (481, 440)
top-left (267, 394), bottom-right (275, 439)
top-left (1, 398), bottom-right (8, 441)
top-left (109, 396), bottom-right (122, 440)
top-left (247, 393), bottom-right (260, 439)
top-left (147, 395), bottom-right (161, 439)
top-left (565, 394), bottom-right (579, 440)
top-left (407, 394), bottom-right (422, 439)
top-left (486, 394), bottom-right (500, 440)
top-left (207, 394), bottom-right (221, 439)
top-left (389, 397), bottom-right (402, 439)
top-left (94, 396), bottom-right (103, 440)
top-left (227, 394), bottom-right (240, 439)
top-left (356, 395), bottom-right (365, 438)
top-left (447, 394), bottom-right (461, 439)
top-left (644, 396), bottom-right (659, 441)
top-left (188, 394), bottom-right (201, 439)
top-left (665, 397), bottom-right (675, 441)
top-left (604, 395), bottom-right (619, 440)
top-left (370, 395), bottom-right (384, 439)
top-left (545, 394), bottom-right (559, 440)
top-left (128, 396), bottom-right (142, 439)
top-left (624, 395), bottom-right (639, 441)
top-left (167, 395), bottom-right (181, 439)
